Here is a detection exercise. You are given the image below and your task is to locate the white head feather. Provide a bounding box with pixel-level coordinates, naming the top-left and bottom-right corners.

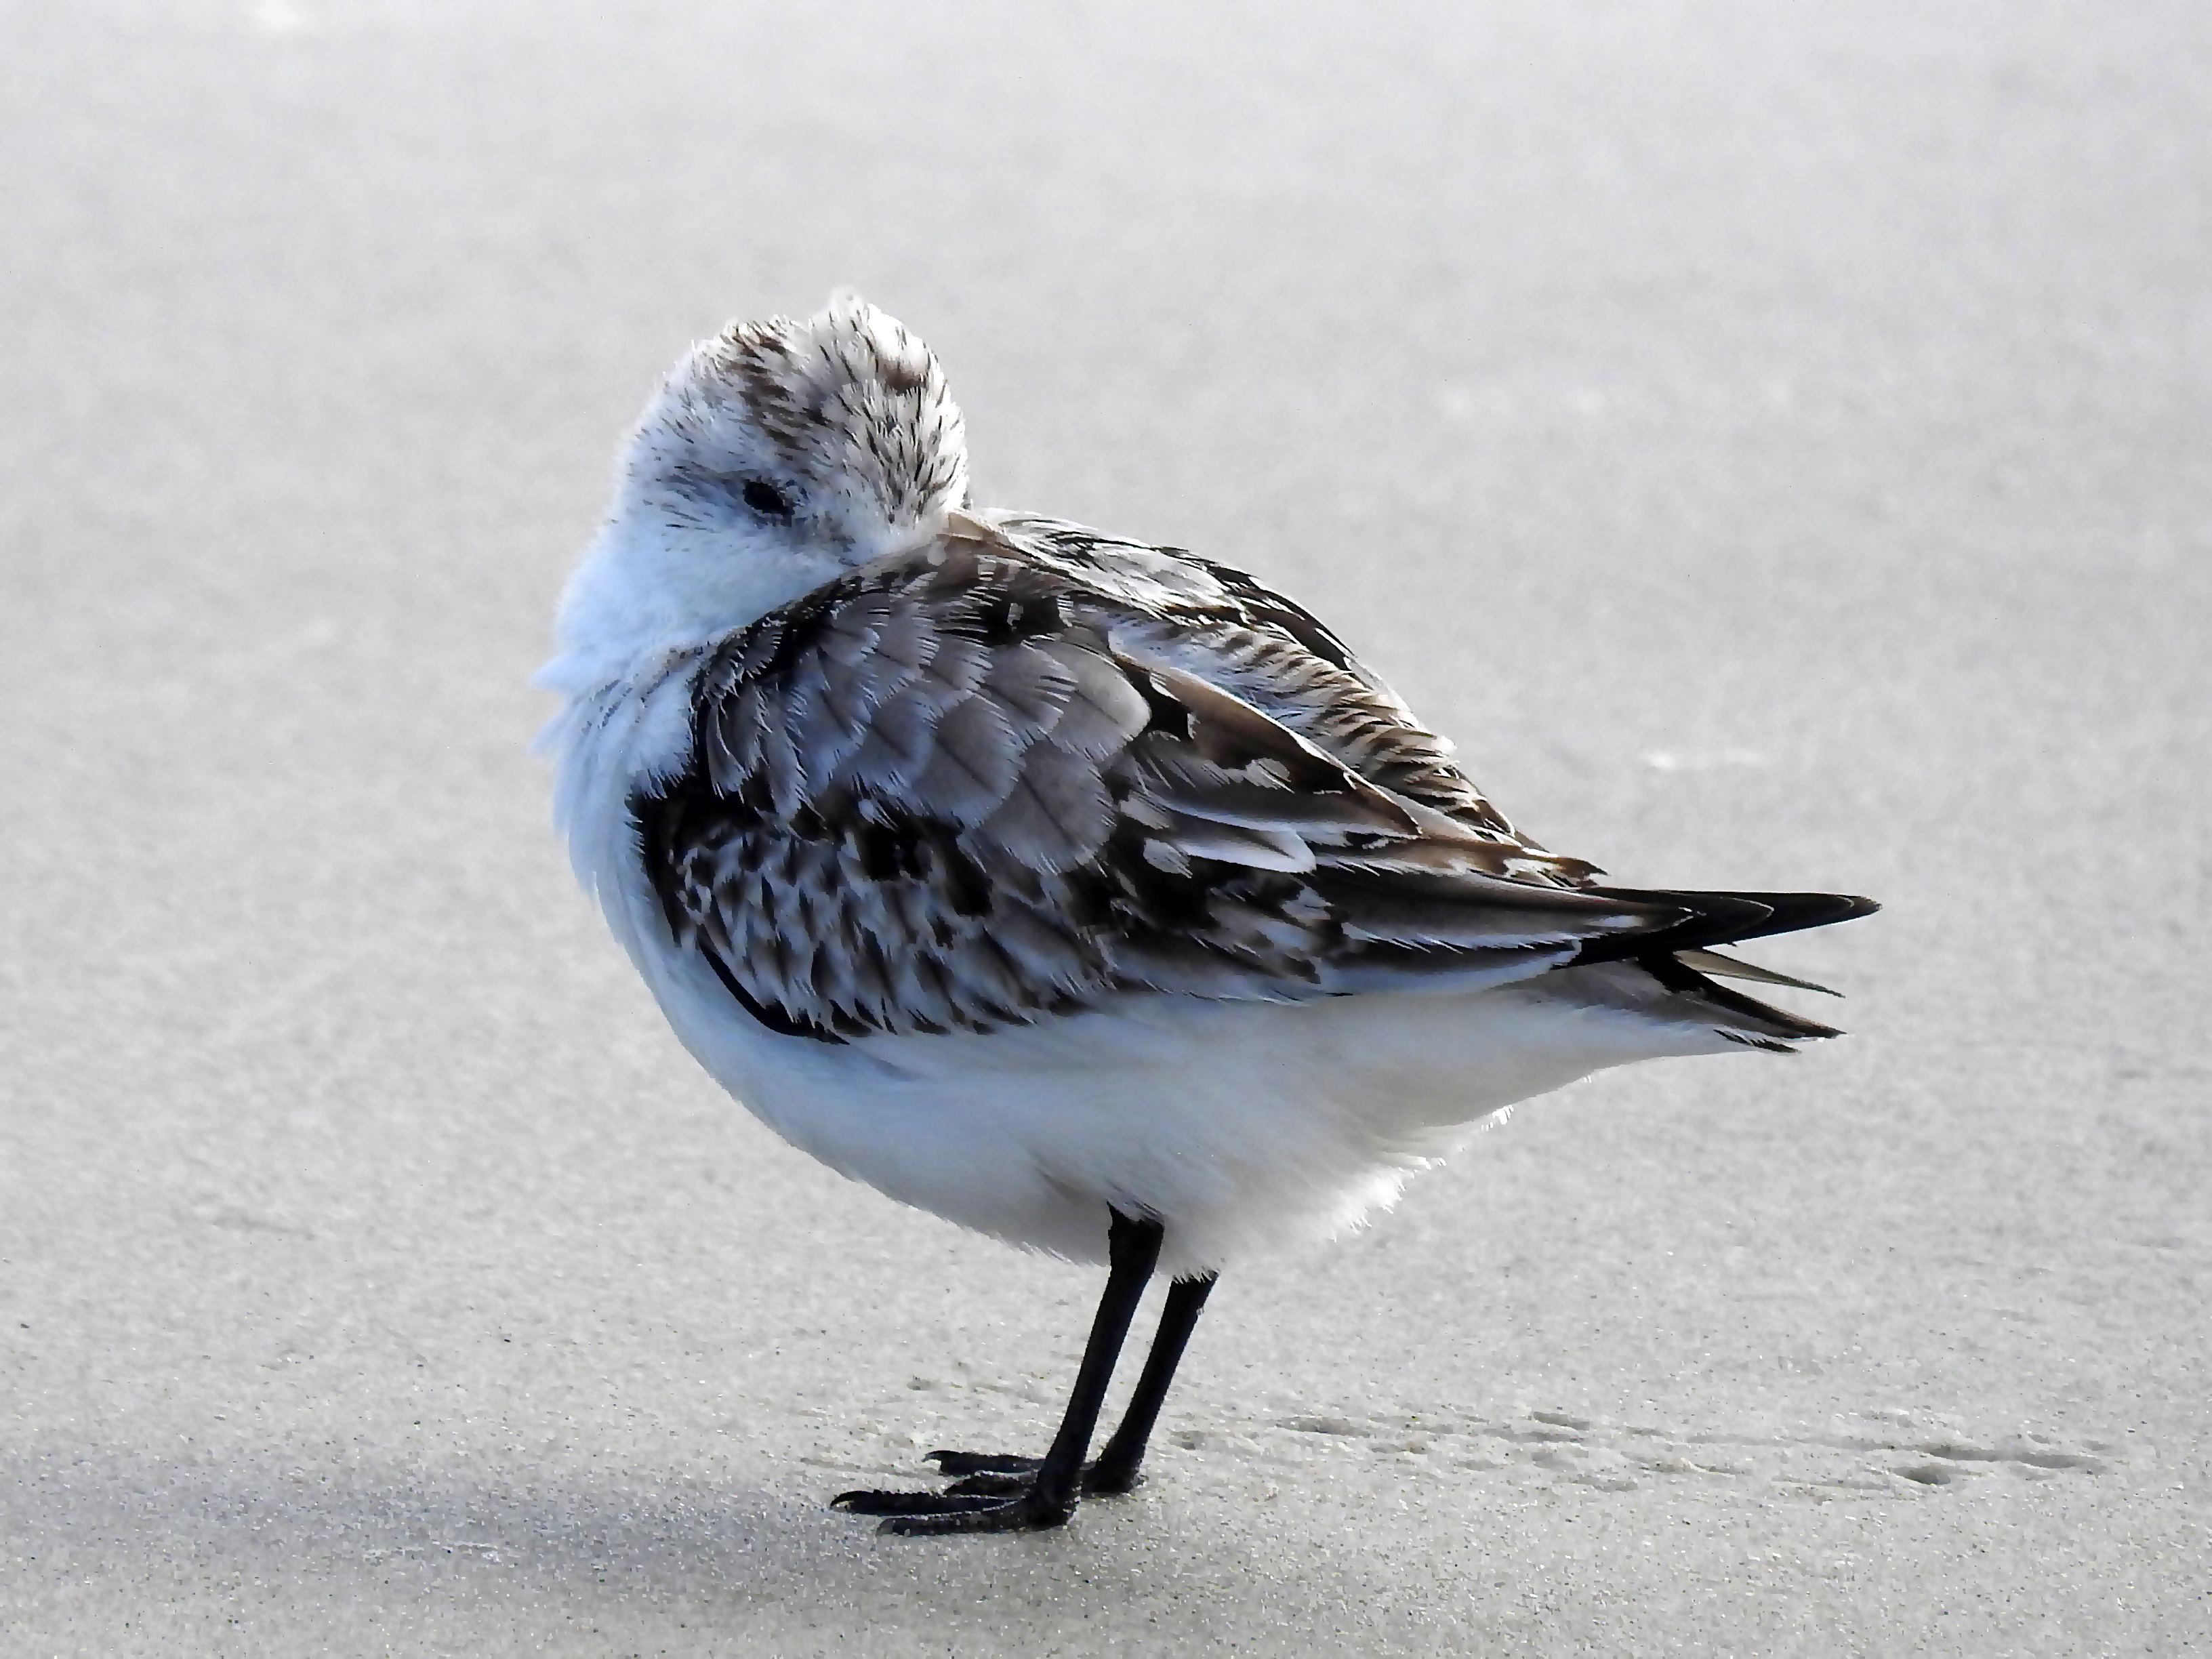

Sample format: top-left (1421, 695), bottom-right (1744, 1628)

top-left (551, 293), bottom-right (968, 676)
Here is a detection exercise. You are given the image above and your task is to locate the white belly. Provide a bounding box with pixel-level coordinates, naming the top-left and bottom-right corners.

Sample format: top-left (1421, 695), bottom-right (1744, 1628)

top-left (551, 673), bottom-right (1738, 1278)
top-left (637, 901), bottom-right (1731, 1275)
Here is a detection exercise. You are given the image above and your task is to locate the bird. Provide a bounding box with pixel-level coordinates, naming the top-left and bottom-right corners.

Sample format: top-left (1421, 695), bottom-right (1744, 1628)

top-left (537, 291), bottom-right (1877, 1535)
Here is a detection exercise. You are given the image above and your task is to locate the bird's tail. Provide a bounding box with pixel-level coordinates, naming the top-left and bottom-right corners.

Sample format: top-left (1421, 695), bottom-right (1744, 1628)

top-left (1574, 888), bottom-right (1881, 1048)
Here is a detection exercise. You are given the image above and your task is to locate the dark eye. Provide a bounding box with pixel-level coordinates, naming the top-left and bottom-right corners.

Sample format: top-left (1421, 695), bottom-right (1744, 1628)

top-left (740, 478), bottom-right (794, 519)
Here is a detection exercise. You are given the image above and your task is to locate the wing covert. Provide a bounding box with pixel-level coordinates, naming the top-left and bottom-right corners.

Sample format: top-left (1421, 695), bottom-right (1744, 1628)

top-left (633, 533), bottom-right (1682, 1042)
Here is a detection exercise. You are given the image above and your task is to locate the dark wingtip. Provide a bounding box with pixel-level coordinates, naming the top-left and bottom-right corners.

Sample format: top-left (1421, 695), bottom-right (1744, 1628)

top-left (1758, 891), bottom-right (1879, 925)
top-left (1734, 898), bottom-right (1875, 937)
top-left (1570, 886), bottom-right (1879, 966)
top-left (1689, 889), bottom-right (1879, 943)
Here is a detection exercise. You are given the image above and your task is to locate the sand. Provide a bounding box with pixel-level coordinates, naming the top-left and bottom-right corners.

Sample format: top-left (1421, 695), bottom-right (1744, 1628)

top-left (3, 2), bottom-right (2207, 1652)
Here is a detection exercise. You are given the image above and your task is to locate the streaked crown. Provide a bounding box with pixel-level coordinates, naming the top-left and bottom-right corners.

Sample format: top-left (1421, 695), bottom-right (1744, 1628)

top-left (647, 292), bottom-right (968, 563)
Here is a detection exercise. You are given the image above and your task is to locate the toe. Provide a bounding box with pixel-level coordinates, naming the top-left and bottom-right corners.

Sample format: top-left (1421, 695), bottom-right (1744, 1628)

top-left (833, 1488), bottom-right (1010, 1517)
top-left (945, 1471), bottom-right (1031, 1497)
top-left (878, 1493), bottom-right (1076, 1535)
top-left (926, 1450), bottom-right (1042, 1477)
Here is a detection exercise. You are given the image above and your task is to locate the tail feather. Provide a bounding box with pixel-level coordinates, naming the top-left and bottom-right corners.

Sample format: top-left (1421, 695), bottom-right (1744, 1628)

top-left (1570, 886), bottom-right (1879, 1047)
top-left (1637, 948), bottom-right (1847, 1046)
top-left (1675, 947), bottom-right (1839, 997)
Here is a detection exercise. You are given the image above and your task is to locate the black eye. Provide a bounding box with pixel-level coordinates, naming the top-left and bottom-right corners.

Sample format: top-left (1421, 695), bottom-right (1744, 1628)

top-left (740, 478), bottom-right (794, 519)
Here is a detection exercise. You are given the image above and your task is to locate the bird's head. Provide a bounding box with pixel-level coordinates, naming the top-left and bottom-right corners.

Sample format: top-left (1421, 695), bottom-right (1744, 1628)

top-left (560, 293), bottom-right (969, 662)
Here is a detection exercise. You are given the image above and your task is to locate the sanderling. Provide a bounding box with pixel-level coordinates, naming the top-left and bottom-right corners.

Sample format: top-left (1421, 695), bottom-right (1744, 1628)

top-left (537, 293), bottom-right (1876, 1534)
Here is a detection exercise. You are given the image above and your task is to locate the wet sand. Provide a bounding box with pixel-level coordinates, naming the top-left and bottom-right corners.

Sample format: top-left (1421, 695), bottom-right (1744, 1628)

top-left (3, 3), bottom-right (2207, 1652)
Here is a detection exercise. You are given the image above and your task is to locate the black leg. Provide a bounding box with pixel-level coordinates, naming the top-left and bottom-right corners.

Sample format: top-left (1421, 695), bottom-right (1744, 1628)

top-left (1086, 1271), bottom-right (1216, 1493)
top-left (881, 1270), bottom-right (1218, 1500)
top-left (833, 1208), bottom-right (1165, 1534)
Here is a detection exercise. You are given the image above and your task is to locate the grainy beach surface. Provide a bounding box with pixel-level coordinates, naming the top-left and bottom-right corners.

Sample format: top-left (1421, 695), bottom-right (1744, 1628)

top-left (3, 3), bottom-right (2207, 1652)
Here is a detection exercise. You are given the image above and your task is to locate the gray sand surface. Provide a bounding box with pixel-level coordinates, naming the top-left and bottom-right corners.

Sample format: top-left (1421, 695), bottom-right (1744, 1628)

top-left (3, 2), bottom-right (2207, 1652)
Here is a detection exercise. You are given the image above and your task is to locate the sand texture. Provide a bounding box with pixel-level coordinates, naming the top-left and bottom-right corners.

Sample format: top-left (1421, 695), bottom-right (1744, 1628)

top-left (3, 2), bottom-right (2207, 1652)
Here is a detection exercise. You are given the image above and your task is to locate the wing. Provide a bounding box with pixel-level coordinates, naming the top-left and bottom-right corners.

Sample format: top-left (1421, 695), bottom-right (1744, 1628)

top-left (983, 512), bottom-right (1568, 856)
top-left (632, 524), bottom-right (1869, 1044)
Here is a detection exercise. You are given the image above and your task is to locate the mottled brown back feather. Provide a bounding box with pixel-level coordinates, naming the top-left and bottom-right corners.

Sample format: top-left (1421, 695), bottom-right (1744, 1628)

top-left (632, 519), bottom-right (1868, 1042)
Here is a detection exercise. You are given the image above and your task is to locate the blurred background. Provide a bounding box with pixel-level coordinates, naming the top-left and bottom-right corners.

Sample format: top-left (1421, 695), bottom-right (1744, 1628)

top-left (3, 2), bottom-right (2206, 1652)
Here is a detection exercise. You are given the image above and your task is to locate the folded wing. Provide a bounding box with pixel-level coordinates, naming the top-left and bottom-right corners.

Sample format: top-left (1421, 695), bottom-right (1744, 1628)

top-left (633, 527), bottom-right (1873, 1044)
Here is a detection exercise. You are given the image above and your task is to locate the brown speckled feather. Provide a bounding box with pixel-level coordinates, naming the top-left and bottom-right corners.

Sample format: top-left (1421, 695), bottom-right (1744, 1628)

top-left (632, 515), bottom-right (1709, 1043)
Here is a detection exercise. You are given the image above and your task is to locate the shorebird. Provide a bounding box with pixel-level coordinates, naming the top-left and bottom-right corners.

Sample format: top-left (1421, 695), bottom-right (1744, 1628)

top-left (537, 293), bottom-right (1876, 1534)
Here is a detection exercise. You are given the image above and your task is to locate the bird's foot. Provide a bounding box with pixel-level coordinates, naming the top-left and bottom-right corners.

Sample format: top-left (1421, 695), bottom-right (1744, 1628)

top-left (832, 1458), bottom-right (1070, 1534)
top-left (833, 1448), bottom-right (1143, 1532)
top-left (929, 1448), bottom-right (1147, 1496)
top-left (834, 1482), bottom-right (1076, 1535)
